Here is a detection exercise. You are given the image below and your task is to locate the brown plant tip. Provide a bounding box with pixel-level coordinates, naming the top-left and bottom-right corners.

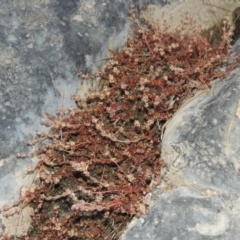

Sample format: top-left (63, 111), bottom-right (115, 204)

top-left (8, 6), bottom-right (239, 240)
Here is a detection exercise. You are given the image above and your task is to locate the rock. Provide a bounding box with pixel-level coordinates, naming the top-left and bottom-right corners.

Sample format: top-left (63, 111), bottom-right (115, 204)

top-left (0, 0), bottom-right (138, 235)
top-left (1, 0), bottom-right (240, 238)
top-left (0, 0), bottom-right (172, 236)
top-left (120, 48), bottom-right (240, 240)
top-left (0, 0), bottom-right (136, 206)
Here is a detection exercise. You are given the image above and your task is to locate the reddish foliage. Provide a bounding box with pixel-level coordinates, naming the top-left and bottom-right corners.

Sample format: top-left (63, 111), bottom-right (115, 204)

top-left (2, 5), bottom-right (238, 240)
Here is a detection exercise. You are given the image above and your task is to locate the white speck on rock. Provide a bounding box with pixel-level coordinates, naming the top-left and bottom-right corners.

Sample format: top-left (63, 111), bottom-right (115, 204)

top-left (212, 118), bottom-right (218, 125)
top-left (73, 14), bottom-right (83, 22)
top-left (153, 218), bottom-right (159, 225)
top-left (5, 102), bottom-right (11, 106)
top-left (140, 218), bottom-right (145, 224)
top-left (195, 212), bottom-right (229, 236)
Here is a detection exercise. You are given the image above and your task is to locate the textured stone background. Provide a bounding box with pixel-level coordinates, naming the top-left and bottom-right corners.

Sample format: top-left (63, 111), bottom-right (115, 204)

top-left (1, 0), bottom-right (240, 238)
top-left (0, 0), bottom-right (167, 235)
top-left (0, 0), bottom-right (143, 204)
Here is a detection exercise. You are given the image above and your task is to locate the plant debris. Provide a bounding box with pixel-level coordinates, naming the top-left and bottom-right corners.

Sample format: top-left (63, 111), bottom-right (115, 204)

top-left (1, 5), bottom-right (239, 240)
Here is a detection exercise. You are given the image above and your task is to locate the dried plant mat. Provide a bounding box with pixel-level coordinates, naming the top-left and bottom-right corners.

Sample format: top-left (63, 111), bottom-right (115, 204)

top-left (2, 5), bottom-right (240, 240)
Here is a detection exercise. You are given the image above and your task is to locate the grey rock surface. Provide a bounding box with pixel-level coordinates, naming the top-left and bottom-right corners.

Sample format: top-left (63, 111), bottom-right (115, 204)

top-left (0, 0), bottom-right (167, 235)
top-left (0, 0), bottom-right (166, 204)
top-left (121, 187), bottom-right (236, 240)
top-left (1, 0), bottom-right (240, 238)
top-left (120, 58), bottom-right (240, 239)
